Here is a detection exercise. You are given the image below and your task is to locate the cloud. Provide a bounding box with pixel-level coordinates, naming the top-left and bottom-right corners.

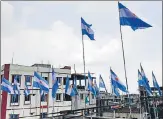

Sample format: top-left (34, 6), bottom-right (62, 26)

top-left (1, 1), bottom-right (162, 94)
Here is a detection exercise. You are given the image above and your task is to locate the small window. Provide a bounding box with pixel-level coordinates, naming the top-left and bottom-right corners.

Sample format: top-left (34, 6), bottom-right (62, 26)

top-left (1, 75), bottom-right (3, 83)
top-left (80, 94), bottom-right (84, 100)
top-left (9, 114), bottom-right (19, 119)
top-left (56, 77), bottom-right (62, 84)
top-left (56, 93), bottom-right (61, 101)
top-left (41, 94), bottom-right (48, 102)
top-left (10, 94), bottom-right (19, 106)
top-left (92, 94), bottom-right (94, 99)
top-left (25, 75), bottom-right (32, 86)
top-left (12, 75), bottom-right (21, 85)
top-left (40, 112), bottom-right (47, 118)
top-left (24, 95), bottom-right (31, 105)
top-left (43, 77), bottom-right (48, 82)
top-left (63, 77), bottom-right (67, 85)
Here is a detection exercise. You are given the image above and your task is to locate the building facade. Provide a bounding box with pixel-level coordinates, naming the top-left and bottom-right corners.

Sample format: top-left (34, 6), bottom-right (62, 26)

top-left (1, 64), bottom-right (96, 119)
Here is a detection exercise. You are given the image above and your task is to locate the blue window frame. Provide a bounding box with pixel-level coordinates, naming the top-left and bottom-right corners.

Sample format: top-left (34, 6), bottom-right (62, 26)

top-left (12, 75), bottom-right (21, 85)
top-left (9, 114), bottom-right (19, 119)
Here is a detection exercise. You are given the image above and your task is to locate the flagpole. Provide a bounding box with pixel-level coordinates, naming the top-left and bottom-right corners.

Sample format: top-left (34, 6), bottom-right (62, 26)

top-left (118, 1), bottom-right (132, 117)
top-left (82, 34), bottom-right (87, 110)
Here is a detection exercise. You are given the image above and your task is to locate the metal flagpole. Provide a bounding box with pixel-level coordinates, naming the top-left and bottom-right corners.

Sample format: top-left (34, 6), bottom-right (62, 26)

top-left (117, 1), bottom-right (132, 117)
top-left (82, 34), bottom-right (87, 110)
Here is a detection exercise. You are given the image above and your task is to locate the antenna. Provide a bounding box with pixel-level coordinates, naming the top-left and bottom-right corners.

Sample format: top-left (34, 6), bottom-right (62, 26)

top-left (12, 52), bottom-right (14, 64)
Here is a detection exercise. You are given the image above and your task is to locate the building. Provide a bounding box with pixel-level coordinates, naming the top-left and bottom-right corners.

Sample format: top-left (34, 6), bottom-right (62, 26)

top-left (1, 64), bottom-right (96, 119)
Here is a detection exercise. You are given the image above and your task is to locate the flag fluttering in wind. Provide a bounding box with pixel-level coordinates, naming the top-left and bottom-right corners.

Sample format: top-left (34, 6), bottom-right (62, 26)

top-left (118, 2), bottom-right (152, 31)
top-left (138, 69), bottom-right (146, 86)
top-left (65, 76), bottom-right (75, 96)
top-left (152, 71), bottom-right (162, 96)
top-left (88, 71), bottom-right (96, 96)
top-left (24, 82), bottom-right (30, 96)
top-left (1, 77), bottom-right (14, 94)
top-left (73, 75), bottom-right (78, 95)
top-left (99, 75), bottom-right (106, 89)
top-left (81, 17), bottom-right (95, 40)
top-left (140, 64), bottom-right (152, 96)
top-left (110, 69), bottom-right (128, 93)
top-left (138, 69), bottom-right (152, 96)
top-left (94, 79), bottom-right (99, 96)
top-left (52, 67), bottom-right (59, 98)
top-left (13, 75), bottom-right (20, 94)
top-left (112, 85), bottom-right (120, 97)
top-left (33, 71), bottom-right (49, 93)
top-left (85, 94), bottom-right (89, 104)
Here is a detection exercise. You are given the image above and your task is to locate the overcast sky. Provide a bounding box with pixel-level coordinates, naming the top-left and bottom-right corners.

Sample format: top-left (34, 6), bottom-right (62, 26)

top-left (1, 1), bottom-right (162, 93)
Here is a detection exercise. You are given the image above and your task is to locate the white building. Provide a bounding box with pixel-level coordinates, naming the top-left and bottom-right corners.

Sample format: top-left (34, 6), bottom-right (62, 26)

top-left (1, 64), bottom-right (96, 119)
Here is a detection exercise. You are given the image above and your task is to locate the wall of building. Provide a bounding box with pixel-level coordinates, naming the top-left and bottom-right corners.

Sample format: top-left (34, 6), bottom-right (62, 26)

top-left (1, 64), bottom-right (96, 119)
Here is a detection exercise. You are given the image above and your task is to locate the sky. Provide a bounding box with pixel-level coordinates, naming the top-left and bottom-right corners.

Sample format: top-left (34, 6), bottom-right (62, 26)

top-left (1, 1), bottom-right (162, 94)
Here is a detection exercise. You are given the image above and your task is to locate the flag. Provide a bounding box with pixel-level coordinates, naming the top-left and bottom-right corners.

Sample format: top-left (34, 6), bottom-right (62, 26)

top-left (65, 76), bottom-right (75, 96)
top-left (52, 67), bottom-right (59, 98)
top-left (24, 82), bottom-right (30, 96)
top-left (152, 71), bottom-right (162, 96)
top-left (73, 75), bottom-right (78, 95)
top-left (81, 17), bottom-right (95, 40)
top-left (112, 86), bottom-right (120, 96)
top-left (110, 69), bottom-right (128, 93)
top-left (88, 71), bottom-right (96, 96)
top-left (138, 69), bottom-right (152, 95)
top-left (140, 64), bottom-right (152, 96)
top-left (138, 69), bottom-right (146, 86)
top-left (40, 89), bottom-right (45, 101)
top-left (94, 79), bottom-right (100, 96)
top-left (1, 77), bottom-right (14, 94)
top-left (99, 75), bottom-right (106, 89)
top-left (85, 95), bottom-right (89, 104)
top-left (111, 78), bottom-right (120, 96)
top-left (33, 71), bottom-right (49, 93)
top-left (118, 2), bottom-right (152, 31)
top-left (13, 75), bottom-right (20, 94)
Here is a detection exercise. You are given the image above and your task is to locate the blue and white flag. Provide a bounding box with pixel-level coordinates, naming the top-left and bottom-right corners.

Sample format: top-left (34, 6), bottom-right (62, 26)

top-left (99, 75), bottom-right (106, 89)
top-left (140, 64), bottom-right (152, 96)
top-left (13, 75), bottom-right (20, 94)
top-left (118, 2), bottom-right (152, 31)
top-left (52, 67), bottom-right (59, 98)
top-left (112, 85), bottom-right (120, 97)
top-left (24, 82), bottom-right (30, 96)
top-left (88, 71), bottom-right (96, 96)
top-left (73, 75), bottom-right (78, 95)
top-left (110, 69), bottom-right (128, 93)
top-left (152, 71), bottom-right (162, 96)
top-left (81, 17), bottom-right (95, 40)
top-left (1, 77), bottom-right (14, 94)
top-left (138, 69), bottom-right (146, 86)
top-left (65, 76), bottom-right (75, 96)
top-left (33, 71), bottom-right (49, 93)
top-left (94, 79), bottom-right (99, 96)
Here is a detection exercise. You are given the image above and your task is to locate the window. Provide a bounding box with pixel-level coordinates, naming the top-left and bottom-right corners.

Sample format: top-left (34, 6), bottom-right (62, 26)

top-left (12, 75), bottom-right (21, 85)
top-left (92, 94), bottom-right (94, 99)
top-left (10, 94), bottom-right (19, 106)
top-left (24, 95), bottom-right (31, 105)
top-left (56, 93), bottom-right (61, 101)
top-left (41, 94), bottom-right (48, 102)
top-left (80, 94), bottom-right (84, 100)
top-left (25, 75), bottom-right (32, 86)
top-left (65, 94), bottom-right (71, 101)
top-left (40, 112), bottom-right (47, 118)
top-left (9, 114), bottom-right (19, 119)
top-left (63, 77), bottom-right (67, 85)
top-left (1, 75), bottom-right (3, 83)
top-left (42, 77), bottom-right (48, 82)
top-left (56, 77), bottom-right (62, 84)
